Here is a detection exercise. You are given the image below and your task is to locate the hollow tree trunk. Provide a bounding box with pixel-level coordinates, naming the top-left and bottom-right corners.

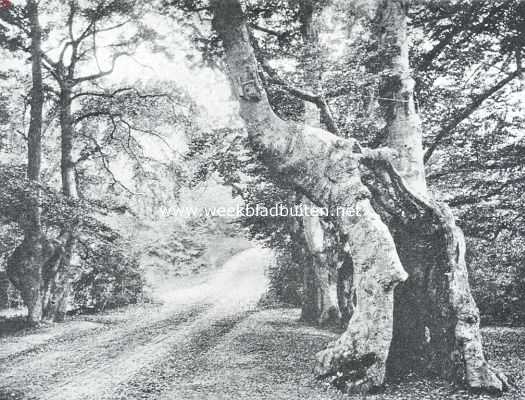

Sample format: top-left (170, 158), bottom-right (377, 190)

top-left (363, 0), bottom-right (507, 392)
top-left (212, 0), bottom-right (408, 392)
top-left (211, 0), bottom-right (507, 394)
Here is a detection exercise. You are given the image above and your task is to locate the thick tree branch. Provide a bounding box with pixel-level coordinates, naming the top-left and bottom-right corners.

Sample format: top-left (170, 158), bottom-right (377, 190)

top-left (251, 33), bottom-right (339, 134)
top-left (74, 110), bottom-right (121, 125)
top-left (71, 87), bottom-right (174, 101)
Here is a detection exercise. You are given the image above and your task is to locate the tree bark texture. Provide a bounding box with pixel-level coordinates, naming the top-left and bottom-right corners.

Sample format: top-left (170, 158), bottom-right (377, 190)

top-left (301, 210), bottom-right (340, 326)
top-left (364, 0), bottom-right (507, 392)
top-left (46, 84), bottom-right (80, 322)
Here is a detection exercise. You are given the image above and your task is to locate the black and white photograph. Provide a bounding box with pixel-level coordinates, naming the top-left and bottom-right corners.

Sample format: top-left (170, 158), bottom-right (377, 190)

top-left (0, 0), bottom-right (524, 399)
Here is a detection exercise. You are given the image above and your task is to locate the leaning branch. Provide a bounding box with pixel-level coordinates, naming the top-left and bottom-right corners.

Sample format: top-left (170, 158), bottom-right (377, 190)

top-left (424, 69), bottom-right (521, 163)
top-left (73, 52), bottom-right (132, 84)
top-left (248, 23), bottom-right (288, 39)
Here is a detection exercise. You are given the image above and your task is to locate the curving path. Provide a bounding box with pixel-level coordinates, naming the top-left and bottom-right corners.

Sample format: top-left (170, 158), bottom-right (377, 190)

top-left (0, 248), bottom-right (271, 400)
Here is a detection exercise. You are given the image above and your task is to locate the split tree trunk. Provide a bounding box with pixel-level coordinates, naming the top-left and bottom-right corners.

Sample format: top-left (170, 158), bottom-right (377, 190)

top-left (363, 0), bottom-right (506, 392)
top-left (212, 0), bottom-right (408, 391)
top-left (211, 0), bottom-right (507, 394)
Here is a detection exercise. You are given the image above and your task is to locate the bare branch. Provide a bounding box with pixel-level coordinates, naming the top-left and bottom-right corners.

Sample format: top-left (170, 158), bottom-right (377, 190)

top-left (40, 51), bottom-right (58, 69)
top-left (73, 52), bottom-right (132, 84)
top-left (67, 0), bottom-right (76, 42)
top-left (119, 119), bottom-right (179, 155)
top-left (71, 87), bottom-right (134, 101)
top-left (248, 23), bottom-right (288, 39)
top-left (74, 110), bottom-right (121, 125)
top-left (424, 69), bottom-right (521, 163)
top-left (76, 131), bottom-right (135, 194)
top-left (71, 87), bottom-right (175, 101)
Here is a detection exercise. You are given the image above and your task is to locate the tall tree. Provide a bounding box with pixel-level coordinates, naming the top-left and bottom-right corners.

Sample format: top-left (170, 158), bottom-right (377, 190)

top-left (210, 0), bottom-right (507, 393)
top-left (4, 0), bottom-right (69, 324)
top-left (1, 0), bottom-right (165, 322)
top-left (24, 0), bottom-right (151, 320)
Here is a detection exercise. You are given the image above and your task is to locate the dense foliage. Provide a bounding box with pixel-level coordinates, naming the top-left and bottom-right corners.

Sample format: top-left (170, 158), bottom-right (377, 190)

top-left (1, 0), bottom-right (524, 325)
top-left (177, 0), bottom-right (525, 324)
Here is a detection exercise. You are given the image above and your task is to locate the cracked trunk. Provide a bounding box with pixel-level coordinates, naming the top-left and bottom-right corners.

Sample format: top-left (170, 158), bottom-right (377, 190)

top-left (366, 0), bottom-right (506, 392)
top-left (211, 0), bottom-right (506, 394)
top-left (212, 0), bottom-right (407, 392)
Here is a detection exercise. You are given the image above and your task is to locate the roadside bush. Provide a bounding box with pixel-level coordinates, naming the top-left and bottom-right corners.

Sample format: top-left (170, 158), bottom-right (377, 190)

top-left (260, 251), bottom-right (303, 308)
top-left (73, 242), bottom-right (146, 312)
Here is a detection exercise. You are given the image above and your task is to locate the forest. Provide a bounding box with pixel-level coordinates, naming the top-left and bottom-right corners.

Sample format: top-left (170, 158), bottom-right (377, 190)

top-left (0, 0), bottom-right (524, 399)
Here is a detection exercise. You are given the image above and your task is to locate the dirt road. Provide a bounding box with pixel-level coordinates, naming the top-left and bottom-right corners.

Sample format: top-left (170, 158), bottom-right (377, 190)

top-left (0, 248), bottom-right (271, 400)
top-left (2, 247), bottom-right (524, 400)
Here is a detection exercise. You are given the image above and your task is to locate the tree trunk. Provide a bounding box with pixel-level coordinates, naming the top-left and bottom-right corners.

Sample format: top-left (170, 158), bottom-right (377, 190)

top-left (211, 0), bottom-right (507, 394)
top-left (6, 0), bottom-right (48, 325)
top-left (337, 253), bottom-right (354, 327)
top-left (43, 233), bottom-right (75, 322)
top-left (7, 3), bottom-right (77, 324)
top-left (44, 84), bottom-right (79, 322)
top-left (59, 86), bottom-right (79, 199)
top-left (212, 0), bottom-right (408, 392)
top-left (299, 0), bottom-right (348, 326)
top-left (301, 210), bottom-right (340, 326)
top-left (364, 0), bottom-right (507, 392)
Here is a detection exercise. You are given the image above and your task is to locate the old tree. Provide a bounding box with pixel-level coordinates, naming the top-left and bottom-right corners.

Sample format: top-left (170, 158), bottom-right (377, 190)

top-left (207, 0), bottom-right (509, 394)
top-left (1, 0), bottom-right (158, 323)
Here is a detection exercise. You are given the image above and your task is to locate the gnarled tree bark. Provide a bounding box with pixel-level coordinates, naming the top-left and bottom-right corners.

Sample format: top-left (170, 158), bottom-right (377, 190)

top-left (212, 0), bottom-right (408, 392)
top-left (362, 0), bottom-right (506, 392)
top-left (210, 0), bottom-right (507, 394)
top-left (43, 80), bottom-right (79, 322)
